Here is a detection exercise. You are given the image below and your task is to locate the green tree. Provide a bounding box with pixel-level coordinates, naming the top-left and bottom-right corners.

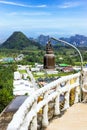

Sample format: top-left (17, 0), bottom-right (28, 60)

top-left (0, 64), bottom-right (14, 112)
top-left (0, 88), bottom-right (13, 112)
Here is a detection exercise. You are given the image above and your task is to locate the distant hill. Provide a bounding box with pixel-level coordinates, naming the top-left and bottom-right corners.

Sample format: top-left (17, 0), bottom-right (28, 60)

top-left (36, 34), bottom-right (87, 47)
top-left (37, 35), bottom-right (50, 45)
top-left (1, 32), bottom-right (87, 49)
top-left (60, 34), bottom-right (87, 47)
top-left (1, 31), bottom-right (42, 50)
top-left (36, 34), bottom-right (57, 45)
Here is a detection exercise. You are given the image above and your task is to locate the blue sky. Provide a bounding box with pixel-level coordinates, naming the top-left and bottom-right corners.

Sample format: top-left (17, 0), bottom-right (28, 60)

top-left (0, 0), bottom-right (87, 42)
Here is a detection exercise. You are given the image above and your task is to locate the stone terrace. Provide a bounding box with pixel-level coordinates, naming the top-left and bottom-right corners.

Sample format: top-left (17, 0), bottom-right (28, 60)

top-left (46, 103), bottom-right (87, 130)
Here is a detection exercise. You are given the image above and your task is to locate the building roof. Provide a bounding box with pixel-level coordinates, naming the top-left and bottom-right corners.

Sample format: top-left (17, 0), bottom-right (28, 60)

top-left (5, 96), bottom-right (28, 112)
top-left (59, 64), bottom-right (70, 67)
top-left (3, 57), bottom-right (14, 62)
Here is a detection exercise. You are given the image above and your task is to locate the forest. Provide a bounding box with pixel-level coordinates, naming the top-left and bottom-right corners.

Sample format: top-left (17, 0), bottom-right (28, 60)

top-left (1, 46), bottom-right (87, 66)
top-left (0, 64), bottom-right (17, 112)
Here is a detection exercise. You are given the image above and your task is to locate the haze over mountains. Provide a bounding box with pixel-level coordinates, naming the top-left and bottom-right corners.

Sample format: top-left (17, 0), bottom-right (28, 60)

top-left (1, 31), bottom-right (87, 50)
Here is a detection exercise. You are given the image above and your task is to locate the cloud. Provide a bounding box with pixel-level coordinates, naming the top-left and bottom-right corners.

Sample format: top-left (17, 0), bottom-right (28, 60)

top-left (7, 12), bottom-right (51, 16)
top-left (22, 12), bottom-right (51, 16)
top-left (0, 0), bottom-right (47, 8)
top-left (58, 2), bottom-right (81, 8)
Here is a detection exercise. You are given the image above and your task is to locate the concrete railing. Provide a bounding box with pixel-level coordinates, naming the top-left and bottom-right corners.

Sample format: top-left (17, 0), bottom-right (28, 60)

top-left (82, 68), bottom-right (87, 92)
top-left (7, 72), bottom-right (81, 130)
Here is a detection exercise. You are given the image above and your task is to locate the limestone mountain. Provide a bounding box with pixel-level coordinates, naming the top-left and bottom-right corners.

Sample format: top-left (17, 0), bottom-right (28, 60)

top-left (60, 34), bottom-right (87, 47)
top-left (1, 31), bottom-right (42, 50)
top-left (37, 35), bottom-right (50, 45)
top-left (36, 34), bottom-right (87, 47)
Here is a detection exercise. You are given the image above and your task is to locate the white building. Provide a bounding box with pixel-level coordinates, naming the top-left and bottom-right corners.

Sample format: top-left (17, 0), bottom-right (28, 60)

top-left (31, 67), bottom-right (40, 72)
top-left (15, 54), bottom-right (24, 61)
top-left (17, 65), bottom-right (27, 70)
top-left (13, 80), bottom-right (34, 96)
top-left (14, 71), bottom-right (22, 80)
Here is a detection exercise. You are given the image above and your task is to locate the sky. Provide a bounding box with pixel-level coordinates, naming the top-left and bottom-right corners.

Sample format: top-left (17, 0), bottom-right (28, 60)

top-left (0, 0), bottom-right (87, 42)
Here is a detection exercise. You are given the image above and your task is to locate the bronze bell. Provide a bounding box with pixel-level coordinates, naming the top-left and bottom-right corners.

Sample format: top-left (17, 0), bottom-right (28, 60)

top-left (44, 41), bottom-right (55, 69)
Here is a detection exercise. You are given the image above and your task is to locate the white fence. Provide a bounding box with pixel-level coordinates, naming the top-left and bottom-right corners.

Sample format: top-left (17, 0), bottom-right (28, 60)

top-left (7, 72), bottom-right (81, 130)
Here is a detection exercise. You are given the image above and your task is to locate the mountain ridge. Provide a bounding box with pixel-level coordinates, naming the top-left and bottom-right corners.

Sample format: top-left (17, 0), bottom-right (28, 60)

top-left (60, 34), bottom-right (87, 47)
top-left (0, 31), bottom-right (42, 50)
top-left (1, 32), bottom-right (87, 49)
top-left (36, 34), bottom-right (87, 47)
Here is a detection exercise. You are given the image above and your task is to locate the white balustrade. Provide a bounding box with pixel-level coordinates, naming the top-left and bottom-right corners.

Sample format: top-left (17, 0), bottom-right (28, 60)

top-left (42, 91), bottom-right (49, 127)
top-left (30, 101), bottom-right (37, 130)
top-left (74, 86), bottom-right (79, 103)
top-left (54, 84), bottom-right (60, 115)
top-left (63, 80), bottom-right (70, 110)
top-left (82, 68), bottom-right (87, 92)
top-left (7, 72), bottom-right (81, 130)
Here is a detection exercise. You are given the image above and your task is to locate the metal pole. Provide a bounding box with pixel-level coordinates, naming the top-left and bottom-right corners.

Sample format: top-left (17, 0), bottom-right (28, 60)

top-left (51, 37), bottom-right (83, 102)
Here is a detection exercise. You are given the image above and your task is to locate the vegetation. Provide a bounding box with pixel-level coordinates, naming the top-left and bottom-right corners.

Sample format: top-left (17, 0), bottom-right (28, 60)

top-left (0, 64), bottom-right (17, 112)
top-left (0, 45), bottom-right (87, 69)
top-left (19, 69), bottom-right (27, 74)
top-left (0, 31), bottom-right (43, 50)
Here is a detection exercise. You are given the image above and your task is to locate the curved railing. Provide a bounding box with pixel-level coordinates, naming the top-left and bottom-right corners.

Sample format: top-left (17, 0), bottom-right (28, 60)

top-left (82, 68), bottom-right (87, 92)
top-left (7, 72), bottom-right (81, 130)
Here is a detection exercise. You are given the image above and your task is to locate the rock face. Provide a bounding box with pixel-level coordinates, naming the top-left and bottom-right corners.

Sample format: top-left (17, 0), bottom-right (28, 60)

top-left (0, 111), bottom-right (15, 130)
top-left (60, 34), bottom-right (87, 47)
top-left (37, 35), bottom-right (50, 45)
top-left (44, 41), bottom-right (55, 70)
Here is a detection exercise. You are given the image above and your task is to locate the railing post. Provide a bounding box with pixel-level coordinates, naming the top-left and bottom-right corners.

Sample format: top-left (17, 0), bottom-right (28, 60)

top-left (74, 87), bottom-right (79, 103)
top-left (54, 84), bottom-right (60, 115)
top-left (30, 115), bottom-right (37, 130)
top-left (42, 91), bottom-right (49, 127)
top-left (30, 101), bottom-right (37, 130)
top-left (74, 77), bottom-right (80, 103)
top-left (82, 69), bottom-right (87, 100)
top-left (64, 80), bottom-right (70, 110)
top-left (64, 91), bottom-right (70, 110)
